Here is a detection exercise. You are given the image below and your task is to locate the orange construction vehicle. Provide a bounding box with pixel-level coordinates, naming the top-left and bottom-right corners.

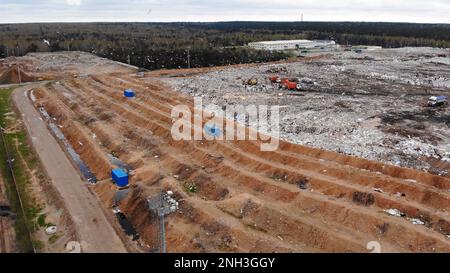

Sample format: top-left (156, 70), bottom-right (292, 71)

top-left (279, 78), bottom-right (289, 89)
top-left (286, 81), bottom-right (301, 91)
top-left (269, 76), bottom-right (279, 83)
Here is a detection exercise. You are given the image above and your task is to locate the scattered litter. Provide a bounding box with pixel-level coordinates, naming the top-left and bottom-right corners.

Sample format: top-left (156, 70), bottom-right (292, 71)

top-left (112, 208), bottom-right (121, 214)
top-left (78, 141), bottom-right (83, 146)
top-left (395, 192), bottom-right (406, 198)
top-left (405, 179), bottom-right (417, 183)
top-left (384, 208), bottom-right (406, 217)
top-left (372, 188), bottom-right (384, 193)
top-left (410, 218), bottom-right (425, 225)
top-left (45, 226), bottom-right (57, 235)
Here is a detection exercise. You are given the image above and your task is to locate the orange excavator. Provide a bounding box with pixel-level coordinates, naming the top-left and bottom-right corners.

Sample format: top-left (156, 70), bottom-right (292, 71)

top-left (268, 76), bottom-right (301, 91)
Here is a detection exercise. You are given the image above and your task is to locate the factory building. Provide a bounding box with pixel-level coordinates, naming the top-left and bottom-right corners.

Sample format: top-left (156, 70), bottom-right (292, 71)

top-left (248, 39), bottom-right (337, 51)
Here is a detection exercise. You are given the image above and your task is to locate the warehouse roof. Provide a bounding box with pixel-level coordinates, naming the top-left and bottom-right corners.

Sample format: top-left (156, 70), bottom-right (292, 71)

top-left (249, 39), bottom-right (312, 45)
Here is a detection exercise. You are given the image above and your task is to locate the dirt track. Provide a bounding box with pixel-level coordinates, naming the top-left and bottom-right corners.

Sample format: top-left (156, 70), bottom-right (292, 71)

top-left (13, 85), bottom-right (126, 253)
top-left (29, 69), bottom-right (450, 252)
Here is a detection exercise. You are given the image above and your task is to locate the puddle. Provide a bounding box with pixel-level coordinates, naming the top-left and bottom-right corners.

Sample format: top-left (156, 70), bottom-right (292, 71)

top-left (114, 188), bottom-right (131, 205)
top-left (38, 107), bottom-right (97, 183)
top-left (115, 212), bottom-right (140, 241)
top-left (108, 153), bottom-right (132, 172)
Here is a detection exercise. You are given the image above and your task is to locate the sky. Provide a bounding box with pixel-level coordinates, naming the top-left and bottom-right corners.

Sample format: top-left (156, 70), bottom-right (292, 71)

top-left (0, 0), bottom-right (449, 24)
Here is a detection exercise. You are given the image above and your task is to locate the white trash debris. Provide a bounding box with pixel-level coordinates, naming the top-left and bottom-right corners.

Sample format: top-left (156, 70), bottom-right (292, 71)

top-left (372, 188), bottom-right (384, 193)
top-left (112, 208), bottom-right (121, 214)
top-left (395, 192), bottom-right (406, 198)
top-left (45, 226), bottom-right (57, 235)
top-left (384, 208), bottom-right (405, 217)
top-left (410, 218), bottom-right (425, 225)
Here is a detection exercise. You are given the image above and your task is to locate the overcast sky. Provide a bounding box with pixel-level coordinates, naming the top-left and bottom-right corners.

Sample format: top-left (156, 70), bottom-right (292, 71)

top-left (1, 0), bottom-right (449, 24)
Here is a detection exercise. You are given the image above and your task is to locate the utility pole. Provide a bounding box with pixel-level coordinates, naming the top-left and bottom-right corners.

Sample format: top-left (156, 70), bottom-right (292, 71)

top-left (160, 192), bottom-right (166, 253)
top-left (127, 54), bottom-right (131, 65)
top-left (147, 182), bottom-right (178, 253)
top-left (187, 47), bottom-right (191, 69)
top-left (17, 65), bottom-right (21, 84)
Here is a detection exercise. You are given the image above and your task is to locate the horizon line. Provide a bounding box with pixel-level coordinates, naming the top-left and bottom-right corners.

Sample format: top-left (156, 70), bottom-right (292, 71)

top-left (1, 20), bottom-right (450, 25)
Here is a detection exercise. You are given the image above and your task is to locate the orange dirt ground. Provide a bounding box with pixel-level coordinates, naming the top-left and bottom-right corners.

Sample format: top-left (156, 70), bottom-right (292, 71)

top-left (28, 67), bottom-right (450, 253)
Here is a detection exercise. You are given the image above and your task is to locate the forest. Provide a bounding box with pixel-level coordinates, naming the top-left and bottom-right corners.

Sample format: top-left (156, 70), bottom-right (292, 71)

top-left (0, 22), bottom-right (449, 70)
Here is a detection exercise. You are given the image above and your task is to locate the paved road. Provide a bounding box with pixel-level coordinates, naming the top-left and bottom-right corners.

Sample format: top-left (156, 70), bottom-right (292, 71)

top-left (13, 85), bottom-right (126, 253)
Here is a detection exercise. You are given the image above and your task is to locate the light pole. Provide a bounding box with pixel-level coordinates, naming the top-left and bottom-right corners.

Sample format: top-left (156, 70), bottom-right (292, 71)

top-left (187, 47), bottom-right (191, 69)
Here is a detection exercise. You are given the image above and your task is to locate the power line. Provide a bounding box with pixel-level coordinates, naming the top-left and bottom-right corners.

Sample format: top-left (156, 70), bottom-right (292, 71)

top-left (0, 124), bottom-right (35, 253)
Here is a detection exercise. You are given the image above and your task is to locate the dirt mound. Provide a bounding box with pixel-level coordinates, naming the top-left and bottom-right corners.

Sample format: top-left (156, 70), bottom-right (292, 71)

top-left (0, 65), bottom-right (36, 84)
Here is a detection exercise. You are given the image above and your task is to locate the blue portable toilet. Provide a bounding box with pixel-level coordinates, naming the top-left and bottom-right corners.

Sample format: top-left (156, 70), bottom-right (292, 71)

top-left (124, 89), bottom-right (135, 98)
top-left (111, 169), bottom-right (129, 187)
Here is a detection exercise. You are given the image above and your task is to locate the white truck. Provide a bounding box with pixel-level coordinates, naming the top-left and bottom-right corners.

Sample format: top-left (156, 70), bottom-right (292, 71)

top-left (428, 96), bottom-right (447, 107)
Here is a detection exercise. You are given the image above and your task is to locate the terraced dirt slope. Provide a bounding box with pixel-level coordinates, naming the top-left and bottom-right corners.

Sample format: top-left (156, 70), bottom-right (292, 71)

top-left (30, 71), bottom-right (450, 253)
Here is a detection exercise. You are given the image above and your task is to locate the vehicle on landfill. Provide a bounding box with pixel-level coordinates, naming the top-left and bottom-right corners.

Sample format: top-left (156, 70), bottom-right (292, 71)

top-left (286, 81), bottom-right (301, 91)
top-left (428, 96), bottom-right (447, 107)
top-left (279, 78), bottom-right (290, 89)
top-left (244, 78), bottom-right (258, 86)
top-left (269, 76), bottom-right (279, 83)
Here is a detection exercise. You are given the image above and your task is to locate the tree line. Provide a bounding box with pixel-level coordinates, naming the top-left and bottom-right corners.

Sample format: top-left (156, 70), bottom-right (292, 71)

top-left (0, 22), bottom-right (449, 70)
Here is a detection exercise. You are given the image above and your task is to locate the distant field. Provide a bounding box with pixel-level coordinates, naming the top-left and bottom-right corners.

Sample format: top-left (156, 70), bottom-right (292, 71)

top-left (0, 22), bottom-right (449, 70)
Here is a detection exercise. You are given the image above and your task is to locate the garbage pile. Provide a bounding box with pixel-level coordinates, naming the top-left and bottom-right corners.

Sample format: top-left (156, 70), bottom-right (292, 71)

top-left (166, 47), bottom-right (450, 175)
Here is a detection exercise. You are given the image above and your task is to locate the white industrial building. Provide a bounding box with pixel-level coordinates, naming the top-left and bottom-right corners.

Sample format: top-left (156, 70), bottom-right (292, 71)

top-left (248, 39), bottom-right (337, 51)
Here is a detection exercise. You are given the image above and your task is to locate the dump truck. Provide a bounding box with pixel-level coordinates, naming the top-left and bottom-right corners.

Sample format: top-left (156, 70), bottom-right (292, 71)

top-left (428, 96), bottom-right (447, 107)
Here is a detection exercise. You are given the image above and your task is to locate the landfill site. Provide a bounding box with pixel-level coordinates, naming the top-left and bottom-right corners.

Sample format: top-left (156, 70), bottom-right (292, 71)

top-left (1, 48), bottom-right (450, 252)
